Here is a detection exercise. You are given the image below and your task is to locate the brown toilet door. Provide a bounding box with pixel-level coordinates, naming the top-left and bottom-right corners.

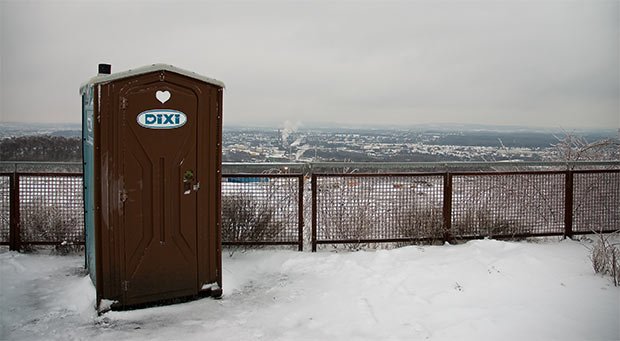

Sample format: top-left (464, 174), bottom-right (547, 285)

top-left (119, 80), bottom-right (199, 305)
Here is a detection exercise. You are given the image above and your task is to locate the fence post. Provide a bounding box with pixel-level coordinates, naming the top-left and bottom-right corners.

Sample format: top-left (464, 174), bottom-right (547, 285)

top-left (443, 172), bottom-right (453, 243)
top-left (297, 174), bottom-right (304, 252)
top-left (9, 173), bottom-right (21, 251)
top-left (311, 174), bottom-right (317, 252)
top-left (564, 170), bottom-right (574, 239)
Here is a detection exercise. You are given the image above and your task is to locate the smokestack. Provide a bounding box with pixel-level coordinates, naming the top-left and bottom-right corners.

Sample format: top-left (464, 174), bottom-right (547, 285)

top-left (98, 64), bottom-right (112, 75)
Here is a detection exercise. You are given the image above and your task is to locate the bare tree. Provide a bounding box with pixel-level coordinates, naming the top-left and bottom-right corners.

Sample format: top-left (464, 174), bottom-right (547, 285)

top-left (550, 132), bottom-right (619, 166)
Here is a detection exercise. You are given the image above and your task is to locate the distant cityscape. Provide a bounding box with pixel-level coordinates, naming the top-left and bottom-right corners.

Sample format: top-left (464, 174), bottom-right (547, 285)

top-left (1, 122), bottom-right (618, 163)
top-left (223, 126), bottom-right (617, 163)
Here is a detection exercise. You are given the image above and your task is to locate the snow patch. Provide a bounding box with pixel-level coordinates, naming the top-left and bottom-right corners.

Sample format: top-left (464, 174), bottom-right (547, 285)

top-left (97, 299), bottom-right (118, 314)
top-left (57, 275), bottom-right (97, 321)
top-left (1, 240), bottom-right (619, 340)
top-left (200, 282), bottom-right (220, 291)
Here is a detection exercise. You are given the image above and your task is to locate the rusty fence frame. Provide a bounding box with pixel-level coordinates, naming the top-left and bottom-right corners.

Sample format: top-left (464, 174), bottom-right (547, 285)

top-left (2, 167), bottom-right (619, 252)
top-left (311, 169), bottom-right (620, 251)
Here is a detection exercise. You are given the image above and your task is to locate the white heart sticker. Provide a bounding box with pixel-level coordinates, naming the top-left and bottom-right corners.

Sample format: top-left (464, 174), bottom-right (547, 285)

top-left (156, 90), bottom-right (171, 104)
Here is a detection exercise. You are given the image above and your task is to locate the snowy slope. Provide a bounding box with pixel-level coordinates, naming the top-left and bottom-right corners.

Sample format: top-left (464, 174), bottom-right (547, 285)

top-left (1, 239), bottom-right (619, 340)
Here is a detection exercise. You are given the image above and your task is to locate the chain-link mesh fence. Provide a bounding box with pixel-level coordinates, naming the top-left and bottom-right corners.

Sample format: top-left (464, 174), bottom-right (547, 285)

top-left (312, 170), bottom-right (619, 249)
top-left (2, 168), bottom-right (618, 251)
top-left (451, 172), bottom-right (565, 238)
top-left (0, 175), bottom-right (10, 243)
top-left (573, 170), bottom-right (620, 233)
top-left (313, 174), bottom-right (445, 249)
top-left (222, 174), bottom-right (303, 249)
top-left (18, 174), bottom-right (84, 244)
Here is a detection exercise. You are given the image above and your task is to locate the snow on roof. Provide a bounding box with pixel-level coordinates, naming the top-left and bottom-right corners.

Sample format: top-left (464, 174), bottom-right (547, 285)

top-left (79, 63), bottom-right (225, 94)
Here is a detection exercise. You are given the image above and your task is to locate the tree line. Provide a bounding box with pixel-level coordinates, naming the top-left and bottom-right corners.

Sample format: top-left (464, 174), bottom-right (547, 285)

top-left (0, 135), bottom-right (81, 162)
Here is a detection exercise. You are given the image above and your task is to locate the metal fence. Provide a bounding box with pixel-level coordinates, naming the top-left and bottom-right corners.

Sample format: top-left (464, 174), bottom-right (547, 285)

top-left (0, 171), bottom-right (304, 251)
top-left (222, 174), bottom-right (304, 250)
top-left (573, 170), bottom-right (620, 233)
top-left (311, 170), bottom-right (620, 250)
top-left (0, 175), bottom-right (9, 243)
top-left (312, 173), bottom-right (445, 248)
top-left (450, 172), bottom-right (566, 238)
top-left (2, 164), bottom-right (619, 252)
top-left (0, 173), bottom-right (84, 248)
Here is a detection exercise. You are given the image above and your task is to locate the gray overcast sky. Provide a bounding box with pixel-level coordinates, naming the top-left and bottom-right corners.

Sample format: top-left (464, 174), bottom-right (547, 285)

top-left (1, 0), bottom-right (618, 129)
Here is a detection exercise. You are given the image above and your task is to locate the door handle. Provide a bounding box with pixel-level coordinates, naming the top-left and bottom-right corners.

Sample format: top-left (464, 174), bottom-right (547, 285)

top-left (183, 170), bottom-right (194, 194)
top-left (183, 170), bottom-right (194, 182)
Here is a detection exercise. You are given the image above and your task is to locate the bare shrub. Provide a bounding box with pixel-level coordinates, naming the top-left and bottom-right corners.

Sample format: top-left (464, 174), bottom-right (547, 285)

top-left (393, 206), bottom-right (444, 246)
top-left (453, 208), bottom-right (526, 240)
top-left (221, 193), bottom-right (284, 256)
top-left (589, 232), bottom-right (620, 286)
top-left (321, 195), bottom-right (374, 251)
top-left (20, 198), bottom-right (84, 254)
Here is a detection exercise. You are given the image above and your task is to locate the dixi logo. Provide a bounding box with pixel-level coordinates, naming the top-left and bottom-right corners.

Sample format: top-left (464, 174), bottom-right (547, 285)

top-left (137, 110), bottom-right (187, 129)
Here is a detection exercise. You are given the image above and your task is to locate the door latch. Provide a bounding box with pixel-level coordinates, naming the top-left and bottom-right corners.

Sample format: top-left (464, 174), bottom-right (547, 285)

top-left (183, 170), bottom-right (194, 182)
top-left (183, 170), bottom-right (195, 195)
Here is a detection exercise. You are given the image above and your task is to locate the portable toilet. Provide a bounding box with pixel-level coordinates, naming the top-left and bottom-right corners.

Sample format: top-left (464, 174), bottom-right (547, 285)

top-left (80, 64), bottom-right (224, 308)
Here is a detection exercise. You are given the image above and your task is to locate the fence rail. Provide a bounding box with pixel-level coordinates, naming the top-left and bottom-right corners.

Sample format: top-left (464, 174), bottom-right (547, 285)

top-left (1, 162), bottom-right (619, 252)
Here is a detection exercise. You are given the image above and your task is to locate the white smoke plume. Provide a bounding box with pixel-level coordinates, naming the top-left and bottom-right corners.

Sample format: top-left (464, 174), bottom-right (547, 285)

top-left (281, 120), bottom-right (300, 146)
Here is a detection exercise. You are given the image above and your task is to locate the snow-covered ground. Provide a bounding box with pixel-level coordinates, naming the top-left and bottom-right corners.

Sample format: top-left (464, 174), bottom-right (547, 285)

top-left (1, 238), bottom-right (619, 340)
